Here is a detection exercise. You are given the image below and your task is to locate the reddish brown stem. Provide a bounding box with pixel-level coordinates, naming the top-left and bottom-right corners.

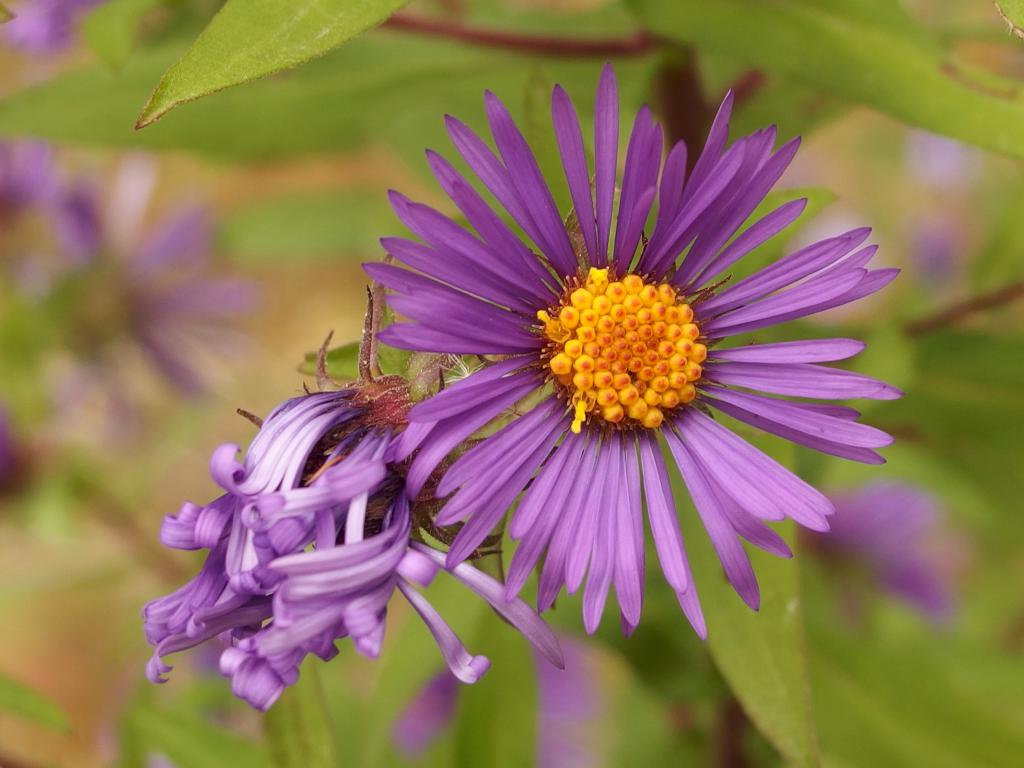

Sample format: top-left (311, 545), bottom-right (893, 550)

top-left (383, 13), bottom-right (660, 58)
top-left (904, 280), bottom-right (1024, 336)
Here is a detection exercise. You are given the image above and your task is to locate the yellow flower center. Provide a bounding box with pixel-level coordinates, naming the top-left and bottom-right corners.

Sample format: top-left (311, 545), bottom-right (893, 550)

top-left (538, 268), bottom-right (706, 433)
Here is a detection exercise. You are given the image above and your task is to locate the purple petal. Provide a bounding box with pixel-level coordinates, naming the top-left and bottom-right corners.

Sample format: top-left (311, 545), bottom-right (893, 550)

top-left (399, 582), bottom-right (490, 684)
top-left (413, 543), bottom-right (564, 669)
top-left (711, 339), bottom-right (866, 364)
top-left (552, 85), bottom-right (597, 263)
top-left (707, 361), bottom-right (902, 401)
top-left (593, 63), bottom-right (619, 266)
top-left (666, 436), bottom-right (761, 609)
top-left (484, 92), bottom-right (577, 278)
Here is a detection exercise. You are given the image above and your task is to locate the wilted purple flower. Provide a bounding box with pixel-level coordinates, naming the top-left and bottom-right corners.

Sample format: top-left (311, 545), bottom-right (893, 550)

top-left (394, 635), bottom-right (599, 767)
top-left (372, 64), bottom-right (899, 635)
top-left (809, 482), bottom-right (957, 621)
top-left (144, 387), bottom-right (561, 710)
top-left (3, 0), bottom-right (104, 55)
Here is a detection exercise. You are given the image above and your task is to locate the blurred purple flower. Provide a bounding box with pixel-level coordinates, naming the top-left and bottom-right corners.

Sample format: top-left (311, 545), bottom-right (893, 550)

top-left (144, 389), bottom-right (561, 711)
top-left (123, 206), bottom-right (257, 395)
top-left (904, 131), bottom-right (979, 190)
top-left (0, 403), bottom-right (19, 487)
top-left (394, 635), bottom-right (599, 767)
top-left (3, 0), bottom-right (104, 55)
top-left (393, 670), bottom-right (459, 756)
top-left (910, 215), bottom-right (961, 289)
top-left (809, 482), bottom-right (957, 622)
top-left (1, 140), bottom-right (101, 272)
top-left (0, 141), bottom-right (54, 207)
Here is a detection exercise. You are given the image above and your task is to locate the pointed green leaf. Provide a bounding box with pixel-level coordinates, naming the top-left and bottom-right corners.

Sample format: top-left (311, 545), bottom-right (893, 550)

top-left (0, 35), bottom-right (654, 161)
top-left (996, 1), bottom-right (1024, 39)
top-left (82, 0), bottom-right (162, 69)
top-left (672, 450), bottom-right (821, 766)
top-left (135, 0), bottom-right (409, 127)
top-left (264, 662), bottom-right (336, 768)
top-left (0, 3), bottom-right (14, 23)
top-left (627, 0), bottom-right (1024, 159)
top-left (0, 673), bottom-right (69, 731)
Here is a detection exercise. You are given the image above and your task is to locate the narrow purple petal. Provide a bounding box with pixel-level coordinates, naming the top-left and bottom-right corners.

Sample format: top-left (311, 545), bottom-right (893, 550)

top-left (593, 63), bottom-right (618, 265)
top-left (485, 91), bottom-right (577, 277)
top-left (413, 544), bottom-right (564, 669)
top-left (398, 581), bottom-right (490, 683)
top-left (667, 436), bottom-right (761, 609)
top-left (707, 361), bottom-right (903, 401)
top-left (710, 339), bottom-right (866, 364)
top-left (552, 85), bottom-right (597, 263)
top-left (691, 198), bottom-right (808, 288)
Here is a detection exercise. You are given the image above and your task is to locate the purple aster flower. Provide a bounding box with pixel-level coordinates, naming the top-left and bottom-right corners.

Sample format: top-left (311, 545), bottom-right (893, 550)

top-left (370, 64), bottom-right (900, 635)
top-left (808, 482), bottom-right (958, 622)
top-left (144, 385), bottom-right (561, 711)
top-left (394, 635), bottom-right (599, 767)
top-left (3, 0), bottom-right (105, 55)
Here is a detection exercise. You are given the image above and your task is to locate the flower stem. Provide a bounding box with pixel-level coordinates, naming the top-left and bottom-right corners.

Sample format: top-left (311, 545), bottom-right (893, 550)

top-left (904, 280), bottom-right (1024, 336)
top-left (382, 13), bottom-right (660, 58)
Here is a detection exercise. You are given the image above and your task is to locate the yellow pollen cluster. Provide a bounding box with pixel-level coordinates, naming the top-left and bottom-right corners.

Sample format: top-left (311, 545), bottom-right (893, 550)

top-left (538, 268), bottom-right (705, 433)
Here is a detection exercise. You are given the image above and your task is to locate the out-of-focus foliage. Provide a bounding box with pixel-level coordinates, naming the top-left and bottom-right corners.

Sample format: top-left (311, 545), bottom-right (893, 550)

top-left (627, 0), bottom-right (1024, 159)
top-left (0, 673), bottom-right (70, 731)
top-left (82, 0), bottom-right (161, 68)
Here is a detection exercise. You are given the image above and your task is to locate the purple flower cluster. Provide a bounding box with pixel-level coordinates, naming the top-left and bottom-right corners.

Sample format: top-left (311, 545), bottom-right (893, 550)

top-left (144, 388), bottom-right (561, 710)
top-left (372, 64), bottom-right (899, 633)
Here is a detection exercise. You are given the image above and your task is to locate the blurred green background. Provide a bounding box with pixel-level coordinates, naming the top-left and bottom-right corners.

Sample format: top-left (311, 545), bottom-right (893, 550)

top-left (1, 1), bottom-right (1023, 766)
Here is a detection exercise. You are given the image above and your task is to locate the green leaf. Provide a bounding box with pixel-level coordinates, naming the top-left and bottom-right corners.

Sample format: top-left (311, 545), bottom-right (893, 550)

top-left (0, 3), bottom-right (13, 23)
top-left (82, 0), bottom-right (162, 69)
top-left (627, 0), bottom-right (1024, 159)
top-left (972, 185), bottom-right (1024, 291)
top-left (219, 190), bottom-right (392, 262)
top-left (810, 626), bottom-right (1024, 767)
top-left (0, 34), bottom-right (654, 161)
top-left (298, 341), bottom-right (360, 380)
top-left (671, 449), bottom-right (821, 766)
top-left (996, 1), bottom-right (1024, 39)
top-left (135, 0), bottom-right (410, 127)
top-left (0, 673), bottom-right (70, 731)
top-left (264, 662), bottom-right (336, 768)
top-left (452, 611), bottom-right (539, 768)
top-left (124, 706), bottom-right (273, 768)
